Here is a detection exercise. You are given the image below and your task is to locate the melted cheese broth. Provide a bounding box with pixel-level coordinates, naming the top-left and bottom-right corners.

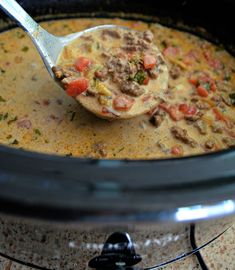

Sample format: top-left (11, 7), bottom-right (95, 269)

top-left (0, 18), bottom-right (234, 159)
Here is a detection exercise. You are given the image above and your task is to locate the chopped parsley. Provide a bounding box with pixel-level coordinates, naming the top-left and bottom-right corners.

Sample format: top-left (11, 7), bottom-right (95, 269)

top-left (0, 96), bottom-right (6, 102)
top-left (96, 42), bottom-right (100, 50)
top-left (11, 139), bottom-right (19, 145)
top-left (7, 116), bottom-right (18, 125)
top-left (134, 71), bottom-right (147, 85)
top-left (202, 83), bottom-right (211, 91)
top-left (161, 40), bottom-right (168, 49)
top-left (67, 110), bottom-right (76, 121)
top-left (229, 93), bottom-right (235, 105)
top-left (34, 128), bottom-right (42, 136)
top-left (0, 68), bottom-right (6, 75)
top-left (224, 75), bottom-right (231, 81)
top-left (0, 113), bottom-right (8, 121)
top-left (21, 46), bottom-right (29, 52)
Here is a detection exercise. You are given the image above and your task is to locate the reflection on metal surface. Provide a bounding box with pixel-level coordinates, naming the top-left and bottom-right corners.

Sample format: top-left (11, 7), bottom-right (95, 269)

top-left (175, 200), bottom-right (235, 222)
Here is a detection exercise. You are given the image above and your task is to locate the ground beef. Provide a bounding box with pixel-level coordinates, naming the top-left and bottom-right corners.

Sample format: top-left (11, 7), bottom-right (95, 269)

top-left (143, 30), bottom-right (154, 43)
top-left (102, 29), bottom-right (121, 39)
top-left (106, 57), bottom-right (129, 74)
top-left (17, 119), bottom-right (31, 129)
top-left (211, 124), bottom-right (223, 134)
top-left (121, 81), bottom-right (144, 97)
top-left (122, 31), bottom-right (153, 52)
top-left (148, 68), bottom-right (159, 79)
top-left (194, 120), bottom-right (207, 135)
top-left (149, 109), bottom-right (166, 128)
top-left (185, 112), bottom-right (203, 122)
top-left (222, 137), bottom-right (235, 148)
top-left (93, 142), bottom-right (107, 157)
top-left (195, 101), bottom-right (210, 110)
top-left (156, 55), bottom-right (165, 65)
top-left (106, 56), bottom-right (141, 95)
top-left (171, 126), bottom-right (197, 148)
top-left (52, 65), bottom-right (77, 80)
top-left (52, 66), bottom-right (64, 79)
top-left (217, 81), bottom-right (231, 93)
top-left (211, 95), bottom-right (222, 104)
top-left (86, 88), bottom-right (97, 96)
top-left (101, 51), bottom-right (111, 59)
top-left (94, 69), bottom-right (108, 81)
top-left (121, 45), bottom-right (140, 52)
top-left (61, 76), bottom-right (77, 85)
top-left (169, 65), bottom-right (181, 79)
top-left (221, 94), bottom-right (233, 106)
top-left (205, 140), bottom-right (215, 149)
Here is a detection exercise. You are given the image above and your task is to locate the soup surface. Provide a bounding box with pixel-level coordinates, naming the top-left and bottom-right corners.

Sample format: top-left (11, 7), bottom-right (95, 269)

top-left (0, 18), bottom-right (234, 159)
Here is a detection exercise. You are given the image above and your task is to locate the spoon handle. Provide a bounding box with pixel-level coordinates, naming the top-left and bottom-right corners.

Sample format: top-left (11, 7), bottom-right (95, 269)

top-left (0, 0), bottom-right (62, 75)
top-left (0, 0), bottom-right (38, 34)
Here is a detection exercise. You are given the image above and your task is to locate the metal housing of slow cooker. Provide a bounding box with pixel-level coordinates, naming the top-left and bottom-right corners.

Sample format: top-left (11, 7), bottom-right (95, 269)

top-left (0, 0), bottom-right (234, 223)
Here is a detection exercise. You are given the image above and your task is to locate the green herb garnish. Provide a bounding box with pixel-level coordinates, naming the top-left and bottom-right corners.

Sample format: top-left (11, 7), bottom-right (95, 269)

top-left (134, 71), bottom-right (147, 85)
top-left (34, 128), bottom-right (41, 136)
top-left (203, 83), bottom-right (211, 91)
top-left (11, 139), bottom-right (19, 145)
top-left (224, 75), bottom-right (231, 81)
top-left (161, 40), bottom-right (168, 49)
top-left (67, 111), bottom-right (76, 121)
top-left (229, 93), bottom-right (235, 105)
top-left (7, 116), bottom-right (17, 125)
top-left (22, 46), bottom-right (29, 52)
top-left (0, 96), bottom-right (6, 102)
top-left (0, 68), bottom-right (6, 75)
top-left (0, 113), bottom-right (8, 121)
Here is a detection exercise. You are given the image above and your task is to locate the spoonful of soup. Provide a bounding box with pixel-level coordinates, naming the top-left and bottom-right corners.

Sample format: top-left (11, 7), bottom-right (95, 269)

top-left (0, 0), bottom-right (169, 119)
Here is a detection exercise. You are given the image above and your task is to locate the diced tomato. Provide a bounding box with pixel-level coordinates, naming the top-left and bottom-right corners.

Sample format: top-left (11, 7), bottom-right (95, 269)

top-left (143, 54), bottom-right (157, 69)
top-left (203, 51), bottom-right (211, 61)
top-left (171, 145), bottom-right (183, 155)
top-left (159, 103), bottom-right (184, 121)
top-left (163, 46), bottom-right (179, 58)
top-left (178, 104), bottom-right (188, 114)
top-left (212, 108), bottom-right (234, 129)
top-left (197, 85), bottom-right (209, 97)
top-left (143, 76), bottom-right (150, 85)
top-left (209, 58), bottom-right (224, 69)
top-left (75, 56), bottom-right (92, 72)
top-left (210, 81), bottom-right (217, 92)
top-left (213, 107), bottom-right (223, 121)
top-left (102, 107), bottom-right (109, 114)
top-left (113, 95), bottom-right (134, 111)
top-left (183, 50), bottom-right (200, 65)
top-left (203, 51), bottom-right (224, 69)
top-left (188, 76), bottom-right (198, 86)
top-left (187, 105), bottom-right (197, 115)
top-left (66, 78), bottom-right (89, 97)
top-left (179, 104), bottom-right (197, 115)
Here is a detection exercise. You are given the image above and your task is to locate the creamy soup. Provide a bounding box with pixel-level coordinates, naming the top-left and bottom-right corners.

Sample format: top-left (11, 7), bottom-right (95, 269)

top-left (0, 18), bottom-right (234, 159)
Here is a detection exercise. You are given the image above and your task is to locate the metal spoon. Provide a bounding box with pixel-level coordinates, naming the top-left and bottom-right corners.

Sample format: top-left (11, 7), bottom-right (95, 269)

top-left (0, 0), bottom-right (119, 78)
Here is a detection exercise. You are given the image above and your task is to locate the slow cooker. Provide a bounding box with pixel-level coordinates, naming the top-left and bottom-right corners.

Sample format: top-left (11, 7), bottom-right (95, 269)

top-left (0, 0), bottom-right (234, 269)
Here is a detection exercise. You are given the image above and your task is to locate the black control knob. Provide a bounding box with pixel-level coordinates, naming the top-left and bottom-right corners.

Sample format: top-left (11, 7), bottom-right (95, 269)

top-left (88, 232), bottom-right (142, 270)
